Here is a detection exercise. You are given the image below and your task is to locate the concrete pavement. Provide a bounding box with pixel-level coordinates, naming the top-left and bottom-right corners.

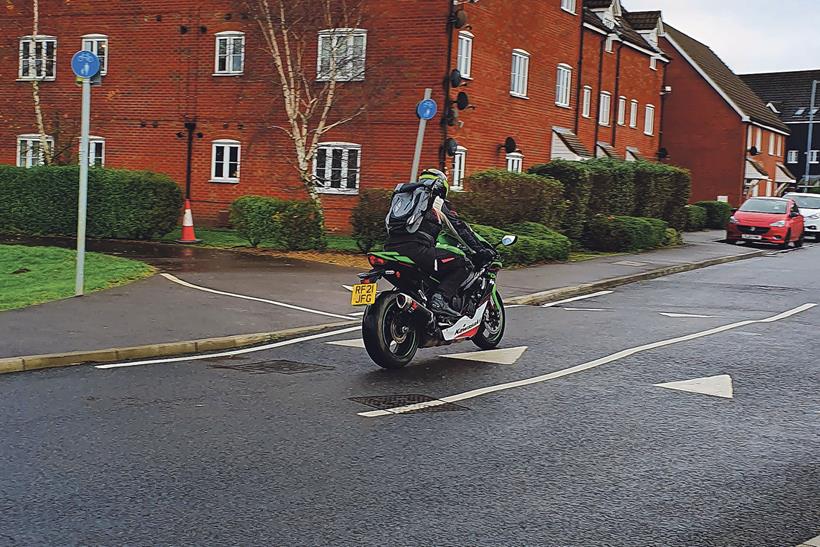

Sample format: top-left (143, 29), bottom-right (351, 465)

top-left (0, 242), bottom-right (817, 545)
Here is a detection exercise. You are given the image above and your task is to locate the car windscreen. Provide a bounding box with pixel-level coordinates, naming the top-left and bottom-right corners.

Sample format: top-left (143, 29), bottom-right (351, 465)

top-left (738, 199), bottom-right (787, 214)
top-left (786, 195), bottom-right (820, 209)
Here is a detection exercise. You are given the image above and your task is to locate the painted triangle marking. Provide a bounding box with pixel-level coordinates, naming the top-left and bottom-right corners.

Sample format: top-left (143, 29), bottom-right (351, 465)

top-left (327, 338), bottom-right (365, 348)
top-left (342, 285), bottom-right (354, 292)
top-left (443, 346), bottom-right (527, 365)
top-left (654, 374), bottom-right (734, 399)
top-left (660, 312), bottom-right (716, 318)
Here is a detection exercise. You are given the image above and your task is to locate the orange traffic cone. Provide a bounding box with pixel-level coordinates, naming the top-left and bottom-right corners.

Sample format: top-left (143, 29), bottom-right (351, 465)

top-left (177, 199), bottom-right (202, 244)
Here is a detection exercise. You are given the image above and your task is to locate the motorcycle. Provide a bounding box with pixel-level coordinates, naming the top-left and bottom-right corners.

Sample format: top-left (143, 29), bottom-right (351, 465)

top-left (351, 233), bottom-right (518, 369)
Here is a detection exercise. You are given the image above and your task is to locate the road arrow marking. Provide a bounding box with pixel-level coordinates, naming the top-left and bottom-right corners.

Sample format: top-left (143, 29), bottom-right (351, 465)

top-left (659, 313), bottom-right (716, 318)
top-left (443, 346), bottom-right (527, 365)
top-left (327, 338), bottom-right (365, 348)
top-left (343, 285), bottom-right (354, 292)
top-left (654, 374), bottom-right (734, 399)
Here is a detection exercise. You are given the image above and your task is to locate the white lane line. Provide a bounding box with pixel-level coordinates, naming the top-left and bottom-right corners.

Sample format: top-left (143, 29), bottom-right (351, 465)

top-left (541, 291), bottom-right (613, 308)
top-left (162, 273), bottom-right (356, 320)
top-left (350, 311), bottom-right (365, 316)
top-left (564, 308), bottom-right (608, 312)
top-left (358, 303), bottom-right (817, 417)
top-left (660, 313), bottom-right (716, 318)
top-left (96, 326), bottom-right (362, 370)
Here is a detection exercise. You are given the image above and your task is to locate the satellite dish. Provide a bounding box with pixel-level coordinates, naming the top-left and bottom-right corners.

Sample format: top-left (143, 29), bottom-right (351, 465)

top-left (449, 69), bottom-right (463, 88)
top-left (456, 91), bottom-right (470, 110)
top-left (749, 146), bottom-right (760, 156)
top-left (503, 137), bottom-right (517, 154)
top-left (445, 108), bottom-right (459, 126)
top-left (445, 138), bottom-right (459, 157)
top-left (453, 9), bottom-right (469, 28)
top-left (657, 147), bottom-right (669, 160)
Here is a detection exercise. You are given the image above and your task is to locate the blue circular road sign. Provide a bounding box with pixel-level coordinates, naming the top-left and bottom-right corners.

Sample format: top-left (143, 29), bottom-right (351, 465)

top-left (71, 50), bottom-right (101, 79)
top-left (416, 98), bottom-right (438, 120)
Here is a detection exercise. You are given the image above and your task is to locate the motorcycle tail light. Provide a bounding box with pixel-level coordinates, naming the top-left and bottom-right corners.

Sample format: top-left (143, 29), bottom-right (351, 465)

top-left (368, 255), bottom-right (386, 267)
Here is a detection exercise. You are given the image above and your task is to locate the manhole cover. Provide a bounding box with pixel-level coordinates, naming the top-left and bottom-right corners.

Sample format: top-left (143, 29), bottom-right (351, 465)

top-left (349, 394), bottom-right (469, 413)
top-left (210, 360), bottom-right (334, 374)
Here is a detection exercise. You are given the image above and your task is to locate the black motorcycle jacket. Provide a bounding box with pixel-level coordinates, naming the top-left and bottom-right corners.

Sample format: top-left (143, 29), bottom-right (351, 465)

top-left (388, 198), bottom-right (485, 254)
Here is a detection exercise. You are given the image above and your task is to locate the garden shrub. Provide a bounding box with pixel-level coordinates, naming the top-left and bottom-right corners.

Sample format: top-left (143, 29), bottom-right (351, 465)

top-left (663, 166), bottom-right (692, 231)
top-left (351, 188), bottom-right (392, 252)
top-left (685, 205), bottom-right (708, 231)
top-left (585, 158), bottom-right (636, 217)
top-left (230, 196), bottom-right (325, 250)
top-left (474, 224), bottom-right (571, 265)
top-left (0, 165), bottom-right (182, 239)
top-left (451, 170), bottom-right (565, 229)
top-left (694, 200), bottom-right (733, 229)
top-left (632, 161), bottom-right (673, 219)
top-left (663, 228), bottom-right (683, 247)
top-left (584, 215), bottom-right (669, 252)
top-left (529, 160), bottom-right (591, 241)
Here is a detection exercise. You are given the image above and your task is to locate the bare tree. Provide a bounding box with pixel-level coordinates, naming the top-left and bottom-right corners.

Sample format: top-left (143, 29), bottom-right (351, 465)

top-left (245, 0), bottom-right (367, 206)
top-left (30, 0), bottom-right (53, 165)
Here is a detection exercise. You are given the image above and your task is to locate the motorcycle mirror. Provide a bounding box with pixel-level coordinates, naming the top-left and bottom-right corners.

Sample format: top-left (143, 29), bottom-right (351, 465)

top-left (501, 235), bottom-right (518, 247)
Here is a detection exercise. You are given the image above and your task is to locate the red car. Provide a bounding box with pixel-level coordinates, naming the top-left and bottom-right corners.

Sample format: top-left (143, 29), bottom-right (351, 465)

top-left (726, 197), bottom-right (805, 248)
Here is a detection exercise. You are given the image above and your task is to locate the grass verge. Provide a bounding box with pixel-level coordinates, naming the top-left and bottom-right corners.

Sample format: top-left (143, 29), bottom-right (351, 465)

top-left (160, 227), bottom-right (360, 253)
top-left (0, 244), bottom-right (155, 311)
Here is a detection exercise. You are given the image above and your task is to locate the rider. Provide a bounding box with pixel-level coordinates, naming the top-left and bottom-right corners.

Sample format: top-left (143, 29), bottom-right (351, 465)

top-left (385, 168), bottom-right (495, 316)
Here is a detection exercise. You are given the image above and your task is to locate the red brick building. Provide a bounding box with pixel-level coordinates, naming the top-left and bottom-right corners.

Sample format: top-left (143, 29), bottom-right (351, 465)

top-left (0, 0), bottom-right (670, 231)
top-left (658, 24), bottom-right (792, 206)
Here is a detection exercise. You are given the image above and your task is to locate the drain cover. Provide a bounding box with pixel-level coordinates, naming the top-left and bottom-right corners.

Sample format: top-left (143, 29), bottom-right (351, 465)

top-left (211, 360), bottom-right (334, 374)
top-left (349, 394), bottom-right (469, 413)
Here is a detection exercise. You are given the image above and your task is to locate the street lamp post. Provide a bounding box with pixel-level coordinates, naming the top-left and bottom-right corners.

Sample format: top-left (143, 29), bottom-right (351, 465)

top-left (803, 79), bottom-right (819, 191)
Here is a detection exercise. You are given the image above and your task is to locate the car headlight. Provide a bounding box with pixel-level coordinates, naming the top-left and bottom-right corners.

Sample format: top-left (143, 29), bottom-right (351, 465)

top-left (770, 220), bottom-right (786, 227)
top-left (729, 216), bottom-right (739, 224)
top-left (807, 213), bottom-right (820, 220)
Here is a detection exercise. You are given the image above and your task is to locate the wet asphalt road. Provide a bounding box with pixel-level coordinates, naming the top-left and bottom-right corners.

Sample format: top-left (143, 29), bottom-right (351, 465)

top-left (1, 245), bottom-right (819, 546)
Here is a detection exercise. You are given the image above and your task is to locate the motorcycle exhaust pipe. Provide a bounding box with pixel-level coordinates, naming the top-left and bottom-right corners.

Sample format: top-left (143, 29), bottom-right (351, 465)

top-left (396, 293), bottom-right (435, 321)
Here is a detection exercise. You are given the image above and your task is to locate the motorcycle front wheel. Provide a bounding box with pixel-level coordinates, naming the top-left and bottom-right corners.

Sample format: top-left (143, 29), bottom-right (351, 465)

top-left (362, 292), bottom-right (419, 369)
top-left (472, 290), bottom-right (506, 350)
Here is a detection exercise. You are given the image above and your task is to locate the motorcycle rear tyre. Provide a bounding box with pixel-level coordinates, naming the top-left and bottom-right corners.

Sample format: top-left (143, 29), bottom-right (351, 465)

top-left (362, 292), bottom-right (419, 369)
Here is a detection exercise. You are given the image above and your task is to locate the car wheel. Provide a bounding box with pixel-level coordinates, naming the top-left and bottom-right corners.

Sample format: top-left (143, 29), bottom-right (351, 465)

top-left (780, 230), bottom-right (791, 249)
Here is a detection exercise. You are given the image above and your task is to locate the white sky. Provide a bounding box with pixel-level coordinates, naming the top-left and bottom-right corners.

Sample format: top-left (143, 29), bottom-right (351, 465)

top-left (623, 0), bottom-right (820, 74)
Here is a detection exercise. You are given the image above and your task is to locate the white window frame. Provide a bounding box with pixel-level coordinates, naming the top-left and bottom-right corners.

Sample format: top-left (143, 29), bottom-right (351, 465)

top-left (617, 96), bottom-right (627, 126)
top-left (787, 150), bottom-right (799, 164)
top-left (747, 125), bottom-right (753, 149)
top-left (644, 104), bottom-right (655, 136)
top-left (18, 36), bottom-right (57, 81)
top-left (650, 57), bottom-right (658, 71)
top-left (582, 86), bottom-right (592, 118)
top-left (82, 34), bottom-right (108, 76)
top-left (776, 135), bottom-right (783, 157)
top-left (452, 146), bottom-right (467, 191)
top-left (210, 140), bottom-right (241, 183)
top-left (87, 136), bottom-right (105, 167)
top-left (768, 133), bottom-right (775, 155)
top-left (510, 49), bottom-right (530, 98)
top-left (605, 36), bottom-right (615, 53)
top-left (457, 31), bottom-right (473, 79)
top-left (555, 64), bottom-right (572, 108)
top-left (16, 134), bottom-right (54, 168)
top-left (629, 100), bottom-right (638, 128)
top-left (599, 92), bottom-right (612, 126)
top-left (316, 28), bottom-right (367, 82)
top-left (561, 0), bottom-right (577, 14)
top-left (313, 142), bottom-right (361, 194)
top-left (810, 150), bottom-right (820, 165)
top-left (755, 128), bottom-right (762, 152)
top-left (506, 152), bottom-right (524, 174)
top-left (214, 31), bottom-right (245, 76)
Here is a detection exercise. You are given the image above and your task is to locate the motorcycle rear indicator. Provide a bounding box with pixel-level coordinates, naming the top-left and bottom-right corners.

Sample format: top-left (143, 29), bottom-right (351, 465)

top-left (368, 255), bottom-right (386, 267)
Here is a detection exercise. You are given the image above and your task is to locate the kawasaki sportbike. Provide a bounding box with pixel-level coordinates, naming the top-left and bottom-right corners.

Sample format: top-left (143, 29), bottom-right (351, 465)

top-left (351, 233), bottom-right (518, 369)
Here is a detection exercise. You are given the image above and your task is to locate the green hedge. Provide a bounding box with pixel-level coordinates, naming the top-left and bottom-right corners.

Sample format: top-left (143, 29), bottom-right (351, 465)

top-left (809, 188), bottom-right (820, 195)
top-left (230, 196), bottom-right (325, 250)
top-left (529, 160), bottom-right (592, 241)
top-left (585, 158), bottom-right (636, 217)
top-left (351, 189), bottom-right (392, 252)
top-left (474, 223), bottom-right (571, 265)
top-left (0, 165), bottom-right (182, 239)
top-left (450, 170), bottom-right (565, 229)
top-left (584, 215), bottom-right (669, 252)
top-left (685, 205), bottom-right (707, 231)
top-left (694, 200), bottom-right (733, 229)
top-left (663, 166), bottom-right (692, 231)
top-left (632, 161), bottom-right (674, 220)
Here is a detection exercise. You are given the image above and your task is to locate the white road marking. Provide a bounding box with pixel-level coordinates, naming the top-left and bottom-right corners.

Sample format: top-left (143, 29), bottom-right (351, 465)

top-left (541, 291), bottom-right (613, 308)
top-left (327, 338), bottom-right (366, 348)
top-left (654, 374), bottom-right (734, 399)
top-left (358, 303), bottom-right (817, 417)
top-left (660, 313), bottom-right (716, 318)
top-left (736, 331), bottom-right (763, 337)
top-left (342, 285), bottom-right (354, 292)
top-left (613, 260), bottom-right (648, 267)
top-left (162, 273), bottom-right (356, 320)
top-left (96, 325), bottom-right (362, 369)
top-left (564, 307), bottom-right (608, 312)
top-left (350, 311), bottom-right (365, 316)
top-left (798, 533), bottom-right (820, 547)
top-left (443, 346), bottom-right (527, 365)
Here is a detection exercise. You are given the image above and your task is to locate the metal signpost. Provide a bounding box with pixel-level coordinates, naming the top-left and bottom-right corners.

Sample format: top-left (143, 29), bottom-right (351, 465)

top-left (804, 80), bottom-right (819, 191)
top-left (70, 50), bottom-right (101, 297)
top-left (410, 89), bottom-right (437, 183)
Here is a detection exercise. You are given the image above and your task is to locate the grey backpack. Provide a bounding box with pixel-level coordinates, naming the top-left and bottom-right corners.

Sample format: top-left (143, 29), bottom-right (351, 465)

top-left (385, 181), bottom-right (435, 236)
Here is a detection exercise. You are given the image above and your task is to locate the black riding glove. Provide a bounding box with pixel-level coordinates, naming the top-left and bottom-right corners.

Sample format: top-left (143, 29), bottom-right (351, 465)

top-left (475, 248), bottom-right (496, 265)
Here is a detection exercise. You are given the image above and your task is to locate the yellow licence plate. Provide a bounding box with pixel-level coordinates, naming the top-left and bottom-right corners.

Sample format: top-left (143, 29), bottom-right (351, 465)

top-left (350, 283), bottom-right (377, 306)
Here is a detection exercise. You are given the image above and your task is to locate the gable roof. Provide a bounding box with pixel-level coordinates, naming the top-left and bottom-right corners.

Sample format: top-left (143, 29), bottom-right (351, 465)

top-left (583, 6), bottom-right (665, 55)
top-left (625, 11), bottom-right (662, 31)
top-left (740, 70), bottom-right (820, 123)
top-left (585, 0), bottom-right (614, 8)
top-left (663, 25), bottom-right (789, 133)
